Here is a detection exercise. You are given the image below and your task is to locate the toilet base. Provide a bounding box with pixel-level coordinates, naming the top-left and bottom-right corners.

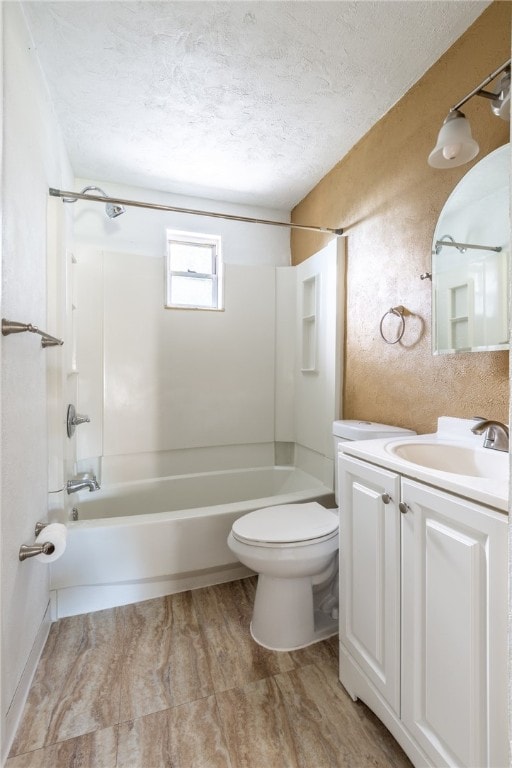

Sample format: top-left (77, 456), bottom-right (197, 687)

top-left (249, 572), bottom-right (338, 652)
top-left (250, 611), bottom-right (338, 652)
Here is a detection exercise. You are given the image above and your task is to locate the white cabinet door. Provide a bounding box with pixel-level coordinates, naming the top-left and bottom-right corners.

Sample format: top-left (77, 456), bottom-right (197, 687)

top-left (401, 479), bottom-right (508, 768)
top-left (339, 455), bottom-right (401, 713)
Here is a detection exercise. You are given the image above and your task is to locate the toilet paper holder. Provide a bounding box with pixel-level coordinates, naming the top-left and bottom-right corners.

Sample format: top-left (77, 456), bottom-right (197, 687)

top-left (19, 522), bottom-right (55, 561)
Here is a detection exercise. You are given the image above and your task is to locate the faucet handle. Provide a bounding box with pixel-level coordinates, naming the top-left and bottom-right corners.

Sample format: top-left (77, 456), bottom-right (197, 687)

top-left (67, 404), bottom-right (91, 438)
top-left (73, 413), bottom-right (90, 426)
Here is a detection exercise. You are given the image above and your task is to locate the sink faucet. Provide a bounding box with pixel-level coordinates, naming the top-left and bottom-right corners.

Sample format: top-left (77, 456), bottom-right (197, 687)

top-left (66, 473), bottom-right (100, 494)
top-left (471, 420), bottom-right (509, 452)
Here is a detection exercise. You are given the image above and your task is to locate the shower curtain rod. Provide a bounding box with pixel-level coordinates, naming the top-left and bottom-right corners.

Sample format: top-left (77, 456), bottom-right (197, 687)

top-left (49, 188), bottom-right (343, 236)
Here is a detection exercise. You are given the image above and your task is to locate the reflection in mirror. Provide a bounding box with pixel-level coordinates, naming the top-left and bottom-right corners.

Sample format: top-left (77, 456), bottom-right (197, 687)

top-left (432, 143), bottom-right (509, 354)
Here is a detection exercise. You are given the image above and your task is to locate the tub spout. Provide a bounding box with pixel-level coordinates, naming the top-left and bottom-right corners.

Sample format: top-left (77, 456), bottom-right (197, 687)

top-left (66, 473), bottom-right (100, 494)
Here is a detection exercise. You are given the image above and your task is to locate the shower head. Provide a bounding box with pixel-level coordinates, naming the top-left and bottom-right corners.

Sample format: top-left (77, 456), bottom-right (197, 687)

top-left (105, 201), bottom-right (125, 219)
top-left (62, 185), bottom-right (126, 218)
top-left (80, 186), bottom-right (126, 218)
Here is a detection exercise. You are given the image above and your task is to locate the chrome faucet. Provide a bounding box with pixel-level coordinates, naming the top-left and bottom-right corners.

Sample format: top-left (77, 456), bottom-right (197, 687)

top-left (66, 472), bottom-right (100, 494)
top-left (471, 420), bottom-right (509, 452)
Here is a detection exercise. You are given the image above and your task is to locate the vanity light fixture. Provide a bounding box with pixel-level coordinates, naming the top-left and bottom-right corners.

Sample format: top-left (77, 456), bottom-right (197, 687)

top-left (428, 59), bottom-right (511, 169)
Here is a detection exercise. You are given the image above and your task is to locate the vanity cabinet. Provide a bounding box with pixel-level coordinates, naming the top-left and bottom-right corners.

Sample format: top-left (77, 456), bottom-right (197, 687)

top-left (339, 454), bottom-right (508, 768)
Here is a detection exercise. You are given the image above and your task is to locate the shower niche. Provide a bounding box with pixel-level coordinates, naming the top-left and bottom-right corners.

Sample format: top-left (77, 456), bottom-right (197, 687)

top-left (301, 274), bottom-right (319, 372)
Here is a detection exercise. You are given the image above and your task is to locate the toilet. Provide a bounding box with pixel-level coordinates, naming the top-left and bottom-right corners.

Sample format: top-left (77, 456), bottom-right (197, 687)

top-left (228, 419), bottom-right (416, 652)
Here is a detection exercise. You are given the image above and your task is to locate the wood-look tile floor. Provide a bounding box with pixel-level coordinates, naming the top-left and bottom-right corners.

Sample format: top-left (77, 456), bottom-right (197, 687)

top-left (8, 577), bottom-right (412, 768)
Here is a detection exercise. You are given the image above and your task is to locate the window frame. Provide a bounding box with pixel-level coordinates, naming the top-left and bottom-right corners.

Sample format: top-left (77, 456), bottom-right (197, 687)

top-left (165, 229), bottom-right (223, 311)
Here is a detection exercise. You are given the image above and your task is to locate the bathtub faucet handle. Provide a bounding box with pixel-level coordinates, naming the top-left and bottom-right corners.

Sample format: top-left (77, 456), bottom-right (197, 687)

top-left (67, 404), bottom-right (91, 438)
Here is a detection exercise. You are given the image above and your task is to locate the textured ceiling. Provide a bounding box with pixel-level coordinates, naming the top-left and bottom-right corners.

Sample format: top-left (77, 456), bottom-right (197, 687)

top-left (23, 1), bottom-right (489, 209)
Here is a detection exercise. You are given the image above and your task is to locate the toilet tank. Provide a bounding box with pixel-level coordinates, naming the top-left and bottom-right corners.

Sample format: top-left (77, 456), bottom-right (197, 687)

top-left (332, 420), bottom-right (416, 504)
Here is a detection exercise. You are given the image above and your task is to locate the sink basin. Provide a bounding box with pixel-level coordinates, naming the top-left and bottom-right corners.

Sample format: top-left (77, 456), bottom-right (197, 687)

top-left (386, 441), bottom-right (509, 481)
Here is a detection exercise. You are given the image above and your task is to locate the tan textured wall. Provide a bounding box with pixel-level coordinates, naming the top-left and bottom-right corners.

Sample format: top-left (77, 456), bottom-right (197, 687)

top-left (291, 2), bottom-right (510, 435)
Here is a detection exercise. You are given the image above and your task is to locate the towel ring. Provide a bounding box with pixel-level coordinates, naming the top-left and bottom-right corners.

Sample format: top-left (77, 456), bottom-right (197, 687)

top-left (380, 306), bottom-right (406, 345)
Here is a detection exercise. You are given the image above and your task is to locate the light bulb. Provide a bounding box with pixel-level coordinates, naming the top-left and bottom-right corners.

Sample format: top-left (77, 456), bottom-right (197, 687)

top-left (442, 143), bottom-right (462, 161)
top-left (428, 110), bottom-right (479, 168)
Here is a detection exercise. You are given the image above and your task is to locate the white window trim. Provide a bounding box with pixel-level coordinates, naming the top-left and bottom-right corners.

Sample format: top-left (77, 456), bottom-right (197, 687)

top-left (165, 229), bottom-right (223, 310)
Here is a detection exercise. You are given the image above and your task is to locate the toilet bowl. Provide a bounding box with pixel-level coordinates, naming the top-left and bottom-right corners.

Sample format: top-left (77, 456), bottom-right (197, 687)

top-left (227, 502), bottom-right (339, 651)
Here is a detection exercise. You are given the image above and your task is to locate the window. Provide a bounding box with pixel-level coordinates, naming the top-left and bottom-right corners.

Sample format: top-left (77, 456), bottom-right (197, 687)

top-left (165, 230), bottom-right (223, 310)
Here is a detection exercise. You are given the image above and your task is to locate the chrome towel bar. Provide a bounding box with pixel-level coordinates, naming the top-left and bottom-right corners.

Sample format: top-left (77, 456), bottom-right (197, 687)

top-left (2, 318), bottom-right (63, 347)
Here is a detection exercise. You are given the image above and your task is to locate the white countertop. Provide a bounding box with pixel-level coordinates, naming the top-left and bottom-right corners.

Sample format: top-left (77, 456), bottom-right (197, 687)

top-left (339, 417), bottom-right (509, 513)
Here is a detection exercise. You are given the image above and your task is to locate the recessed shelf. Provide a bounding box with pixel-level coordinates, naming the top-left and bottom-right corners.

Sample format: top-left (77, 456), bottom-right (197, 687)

top-left (301, 274), bottom-right (319, 373)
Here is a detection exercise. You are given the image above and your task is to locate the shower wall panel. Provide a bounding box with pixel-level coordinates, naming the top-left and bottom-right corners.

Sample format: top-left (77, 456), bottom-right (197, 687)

top-left (103, 256), bottom-right (276, 455)
top-left (75, 250), bottom-right (276, 464)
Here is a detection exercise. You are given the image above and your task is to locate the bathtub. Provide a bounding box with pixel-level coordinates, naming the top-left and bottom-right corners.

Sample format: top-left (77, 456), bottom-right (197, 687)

top-left (50, 466), bottom-right (333, 619)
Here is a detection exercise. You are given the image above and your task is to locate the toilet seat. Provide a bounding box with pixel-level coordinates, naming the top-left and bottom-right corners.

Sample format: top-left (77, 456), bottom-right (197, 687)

top-left (231, 502), bottom-right (338, 548)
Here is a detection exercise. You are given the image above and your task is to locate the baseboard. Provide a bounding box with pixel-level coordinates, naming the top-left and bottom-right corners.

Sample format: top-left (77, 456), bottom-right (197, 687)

top-left (51, 564), bottom-right (253, 618)
top-left (2, 602), bottom-right (52, 765)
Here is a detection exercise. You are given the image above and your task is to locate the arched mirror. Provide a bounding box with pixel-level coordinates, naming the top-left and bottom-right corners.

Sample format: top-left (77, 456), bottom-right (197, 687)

top-left (432, 143), bottom-right (509, 354)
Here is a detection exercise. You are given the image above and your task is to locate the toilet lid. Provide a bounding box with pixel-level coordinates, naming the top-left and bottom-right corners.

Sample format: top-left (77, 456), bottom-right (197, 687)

top-left (232, 502), bottom-right (338, 545)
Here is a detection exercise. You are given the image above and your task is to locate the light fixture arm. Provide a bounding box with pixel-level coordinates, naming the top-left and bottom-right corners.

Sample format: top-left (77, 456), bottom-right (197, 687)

top-left (451, 59), bottom-right (511, 113)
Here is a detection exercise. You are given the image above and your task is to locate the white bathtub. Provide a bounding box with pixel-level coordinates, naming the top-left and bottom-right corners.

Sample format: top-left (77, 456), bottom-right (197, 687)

top-left (50, 466), bottom-right (333, 619)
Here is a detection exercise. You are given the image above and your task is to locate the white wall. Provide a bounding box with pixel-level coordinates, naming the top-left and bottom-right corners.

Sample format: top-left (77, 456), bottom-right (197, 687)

top-left (1, 4), bottom-right (73, 760)
top-left (76, 251), bottom-right (276, 470)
